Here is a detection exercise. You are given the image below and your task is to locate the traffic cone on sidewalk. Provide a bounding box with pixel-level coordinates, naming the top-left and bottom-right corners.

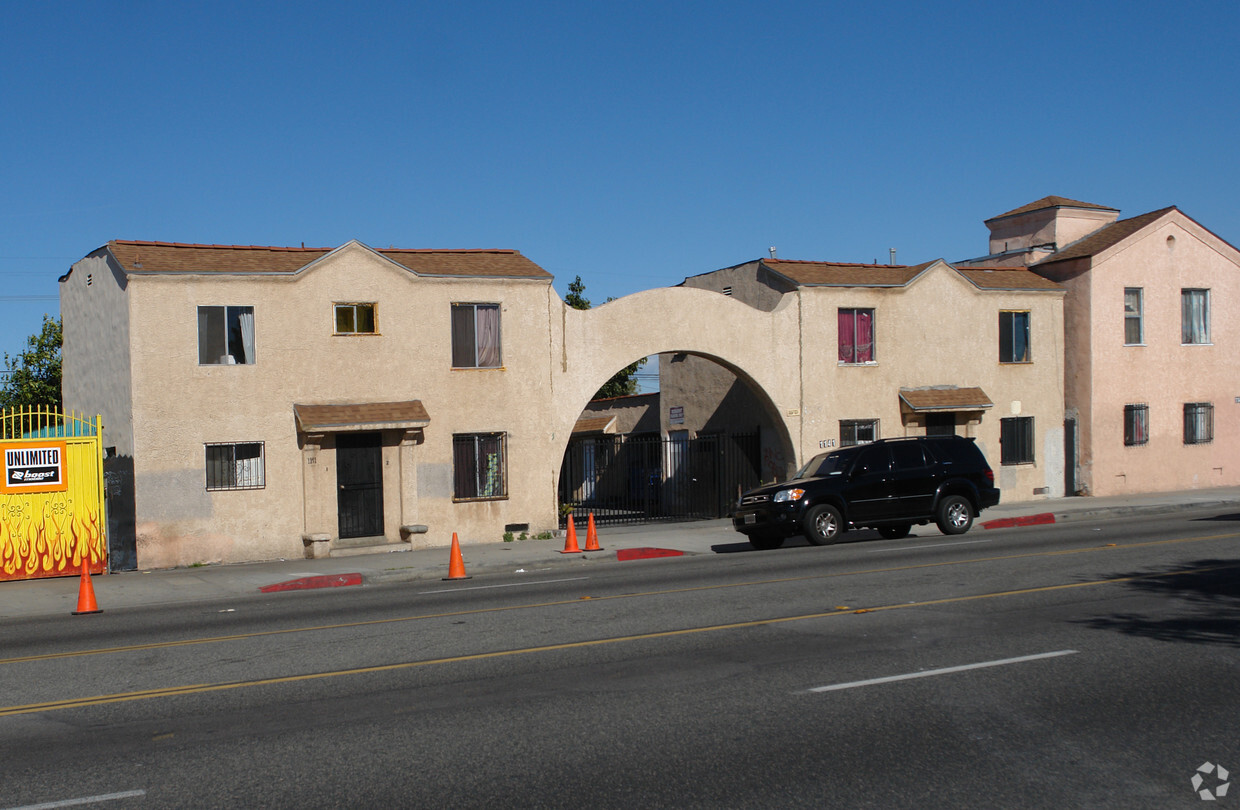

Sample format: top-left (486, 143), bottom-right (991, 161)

top-left (71, 557), bottom-right (103, 615)
top-left (560, 513), bottom-right (583, 554)
top-left (443, 532), bottom-right (472, 581)
top-left (584, 512), bottom-right (604, 552)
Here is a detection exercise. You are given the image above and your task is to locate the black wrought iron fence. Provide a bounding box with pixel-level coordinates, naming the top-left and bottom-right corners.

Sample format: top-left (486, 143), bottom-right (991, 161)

top-left (558, 431), bottom-right (760, 527)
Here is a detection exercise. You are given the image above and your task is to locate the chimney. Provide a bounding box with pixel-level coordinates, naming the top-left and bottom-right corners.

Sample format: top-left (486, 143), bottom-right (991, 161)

top-left (889, 248), bottom-right (897, 265)
top-left (768, 246), bottom-right (777, 259)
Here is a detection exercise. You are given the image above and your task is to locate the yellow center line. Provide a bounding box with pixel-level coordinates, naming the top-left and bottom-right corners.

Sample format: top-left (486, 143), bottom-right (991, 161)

top-left (1, 561), bottom-right (1233, 718)
top-left (3, 529), bottom-right (1236, 667)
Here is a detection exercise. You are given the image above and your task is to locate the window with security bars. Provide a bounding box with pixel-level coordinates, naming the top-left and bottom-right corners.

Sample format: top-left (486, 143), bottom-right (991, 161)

top-left (453, 433), bottom-right (507, 500)
top-left (840, 419), bottom-right (878, 446)
top-left (999, 311), bottom-right (1031, 363)
top-left (1000, 416), bottom-right (1034, 465)
top-left (1124, 288), bottom-right (1143, 345)
top-left (1123, 404), bottom-right (1149, 446)
top-left (1183, 403), bottom-right (1214, 445)
top-left (205, 442), bottom-right (265, 490)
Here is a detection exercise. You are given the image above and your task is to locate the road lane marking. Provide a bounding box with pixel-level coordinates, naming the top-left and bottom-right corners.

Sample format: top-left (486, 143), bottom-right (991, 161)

top-left (807, 650), bottom-right (1079, 692)
top-left (3, 531), bottom-right (1237, 667)
top-left (4, 790), bottom-right (147, 809)
top-left (417, 577), bottom-right (589, 594)
top-left (2, 564), bottom-right (1232, 718)
top-left (868, 539), bottom-right (991, 552)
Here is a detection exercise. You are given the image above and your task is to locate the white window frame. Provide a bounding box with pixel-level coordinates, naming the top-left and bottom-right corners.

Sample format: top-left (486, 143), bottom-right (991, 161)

top-left (334, 302), bottom-right (377, 335)
top-left (1181, 289), bottom-right (1210, 345)
top-left (839, 419), bottom-right (878, 446)
top-left (198, 305), bottom-right (255, 365)
top-left (1124, 288), bottom-right (1144, 345)
top-left (451, 303), bottom-right (502, 368)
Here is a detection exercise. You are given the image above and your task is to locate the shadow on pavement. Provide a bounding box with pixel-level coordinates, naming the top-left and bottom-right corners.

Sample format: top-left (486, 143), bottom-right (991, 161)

top-left (1192, 512), bottom-right (1240, 523)
top-left (1077, 559), bottom-right (1240, 648)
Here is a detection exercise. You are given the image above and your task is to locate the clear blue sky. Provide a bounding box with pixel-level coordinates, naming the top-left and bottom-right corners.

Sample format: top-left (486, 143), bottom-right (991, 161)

top-left (2, 1), bottom-right (1237, 370)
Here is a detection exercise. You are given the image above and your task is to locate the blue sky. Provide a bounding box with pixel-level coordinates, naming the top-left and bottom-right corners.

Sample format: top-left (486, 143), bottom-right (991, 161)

top-left (2, 0), bottom-right (1237, 375)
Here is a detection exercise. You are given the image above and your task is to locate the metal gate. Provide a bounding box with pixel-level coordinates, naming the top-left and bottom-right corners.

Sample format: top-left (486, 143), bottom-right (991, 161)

top-left (558, 431), bottom-right (760, 526)
top-left (1, 407), bottom-right (106, 581)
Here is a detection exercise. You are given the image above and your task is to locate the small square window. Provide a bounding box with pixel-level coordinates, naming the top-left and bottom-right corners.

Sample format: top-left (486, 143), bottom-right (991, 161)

top-left (335, 303), bottom-right (377, 334)
top-left (205, 442), bottom-right (265, 490)
top-left (198, 306), bottom-right (255, 364)
top-left (452, 303), bottom-right (502, 368)
top-left (839, 419), bottom-right (878, 446)
top-left (1000, 416), bottom-right (1034, 465)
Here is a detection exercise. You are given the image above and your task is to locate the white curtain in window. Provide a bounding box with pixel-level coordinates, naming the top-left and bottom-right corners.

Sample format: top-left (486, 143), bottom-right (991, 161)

top-left (476, 305), bottom-right (501, 367)
top-left (1182, 290), bottom-right (1208, 344)
top-left (238, 309), bottom-right (256, 364)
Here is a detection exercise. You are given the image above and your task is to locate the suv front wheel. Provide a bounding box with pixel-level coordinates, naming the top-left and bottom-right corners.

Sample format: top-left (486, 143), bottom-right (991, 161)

top-left (936, 495), bottom-right (974, 535)
top-left (803, 504), bottom-right (844, 545)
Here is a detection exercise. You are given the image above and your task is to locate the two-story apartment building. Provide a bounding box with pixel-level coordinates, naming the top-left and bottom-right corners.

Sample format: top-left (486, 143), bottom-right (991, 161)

top-left (666, 258), bottom-right (1067, 499)
top-left (960, 197), bottom-right (1239, 495)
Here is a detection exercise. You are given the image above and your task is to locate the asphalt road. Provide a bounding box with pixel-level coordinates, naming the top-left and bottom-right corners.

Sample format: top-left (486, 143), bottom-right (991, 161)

top-left (2, 508), bottom-right (1238, 808)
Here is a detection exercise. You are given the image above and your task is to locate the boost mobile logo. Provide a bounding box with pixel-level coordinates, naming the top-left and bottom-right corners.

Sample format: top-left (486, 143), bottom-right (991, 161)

top-left (1192, 762), bottom-right (1230, 801)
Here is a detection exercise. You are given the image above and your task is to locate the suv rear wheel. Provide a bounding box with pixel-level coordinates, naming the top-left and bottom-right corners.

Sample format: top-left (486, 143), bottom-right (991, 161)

top-left (936, 495), bottom-right (974, 535)
top-left (803, 504), bottom-right (844, 545)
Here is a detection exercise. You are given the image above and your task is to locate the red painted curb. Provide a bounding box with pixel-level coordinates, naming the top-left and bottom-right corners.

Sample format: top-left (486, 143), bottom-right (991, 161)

top-left (617, 547), bottom-right (686, 561)
top-left (260, 573), bottom-right (363, 593)
top-left (981, 513), bottom-right (1056, 530)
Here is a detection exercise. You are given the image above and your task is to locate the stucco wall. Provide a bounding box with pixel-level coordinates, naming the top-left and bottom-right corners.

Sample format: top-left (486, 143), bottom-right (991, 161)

top-left (1079, 214), bottom-right (1238, 495)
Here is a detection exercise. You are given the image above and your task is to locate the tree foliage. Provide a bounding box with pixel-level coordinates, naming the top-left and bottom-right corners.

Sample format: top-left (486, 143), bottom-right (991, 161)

top-left (1, 315), bottom-right (62, 410)
top-left (563, 276), bottom-right (646, 398)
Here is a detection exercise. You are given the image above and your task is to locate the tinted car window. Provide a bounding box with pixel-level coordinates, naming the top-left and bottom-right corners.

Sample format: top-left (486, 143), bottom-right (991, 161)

top-left (796, 448), bottom-right (859, 478)
top-left (853, 446), bottom-right (891, 476)
top-left (890, 442), bottom-right (929, 470)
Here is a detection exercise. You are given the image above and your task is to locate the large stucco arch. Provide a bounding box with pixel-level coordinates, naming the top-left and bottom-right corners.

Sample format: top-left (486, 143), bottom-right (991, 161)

top-left (536, 286), bottom-right (805, 500)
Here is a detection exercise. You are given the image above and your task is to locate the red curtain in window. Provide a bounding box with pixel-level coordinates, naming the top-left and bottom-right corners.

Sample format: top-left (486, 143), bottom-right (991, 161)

top-left (855, 309), bottom-right (873, 362)
top-left (838, 310), bottom-right (855, 362)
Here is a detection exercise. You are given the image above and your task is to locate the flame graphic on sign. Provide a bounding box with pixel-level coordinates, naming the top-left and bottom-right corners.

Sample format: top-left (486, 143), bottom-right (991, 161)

top-left (1, 503), bottom-right (102, 580)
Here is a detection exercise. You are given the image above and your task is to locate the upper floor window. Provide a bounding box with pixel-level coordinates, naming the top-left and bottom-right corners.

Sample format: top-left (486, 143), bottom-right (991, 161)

top-left (198, 306), bottom-right (254, 365)
top-left (999, 311), bottom-right (1030, 363)
top-left (205, 442), bottom-right (265, 490)
top-left (335, 303), bottom-right (376, 334)
top-left (838, 308), bottom-right (874, 364)
top-left (1124, 288), bottom-right (1144, 345)
top-left (452, 303), bottom-right (501, 368)
top-left (840, 419), bottom-right (878, 446)
top-left (1000, 416), bottom-right (1035, 465)
top-left (452, 432), bottom-right (507, 500)
top-left (1123, 404), bottom-right (1149, 446)
top-left (1182, 289), bottom-right (1210, 344)
top-left (1183, 402), bottom-right (1214, 445)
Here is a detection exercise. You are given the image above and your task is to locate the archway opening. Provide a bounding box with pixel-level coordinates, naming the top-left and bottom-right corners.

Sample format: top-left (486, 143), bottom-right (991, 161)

top-left (556, 351), bottom-right (794, 527)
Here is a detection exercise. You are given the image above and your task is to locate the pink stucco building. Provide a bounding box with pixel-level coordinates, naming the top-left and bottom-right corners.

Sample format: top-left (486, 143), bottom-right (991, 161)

top-left (961, 197), bottom-right (1239, 496)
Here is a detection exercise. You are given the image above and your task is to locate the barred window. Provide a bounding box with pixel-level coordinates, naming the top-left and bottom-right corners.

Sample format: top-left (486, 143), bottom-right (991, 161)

top-left (839, 419), bottom-right (878, 446)
top-left (1123, 404), bottom-right (1149, 446)
top-left (453, 433), bottom-right (507, 500)
top-left (1183, 403), bottom-right (1214, 445)
top-left (1000, 416), bottom-right (1034, 465)
top-left (205, 442), bottom-right (265, 490)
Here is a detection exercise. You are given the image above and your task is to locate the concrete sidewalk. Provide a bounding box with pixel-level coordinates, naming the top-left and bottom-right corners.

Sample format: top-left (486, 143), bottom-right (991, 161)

top-left (4, 487), bottom-right (1239, 620)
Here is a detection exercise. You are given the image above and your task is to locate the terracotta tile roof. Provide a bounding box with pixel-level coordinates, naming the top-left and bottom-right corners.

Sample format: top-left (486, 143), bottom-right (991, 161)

top-left (294, 401), bottom-right (430, 432)
top-left (954, 267), bottom-right (1063, 291)
top-left (1035, 207), bottom-right (1176, 267)
top-left (762, 259), bottom-right (934, 287)
top-left (986, 196), bottom-right (1118, 222)
top-left (899, 387), bottom-right (993, 412)
top-left (572, 415), bottom-right (618, 435)
top-left (105, 240), bottom-right (551, 279)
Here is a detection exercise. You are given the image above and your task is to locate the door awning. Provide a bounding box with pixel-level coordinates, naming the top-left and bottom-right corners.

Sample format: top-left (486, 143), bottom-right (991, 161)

top-left (294, 401), bottom-right (430, 433)
top-left (899, 387), bottom-right (993, 413)
top-left (572, 415), bottom-right (618, 436)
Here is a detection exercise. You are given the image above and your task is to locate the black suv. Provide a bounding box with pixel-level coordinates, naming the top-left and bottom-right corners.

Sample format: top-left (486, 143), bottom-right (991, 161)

top-left (732, 436), bottom-right (1000, 549)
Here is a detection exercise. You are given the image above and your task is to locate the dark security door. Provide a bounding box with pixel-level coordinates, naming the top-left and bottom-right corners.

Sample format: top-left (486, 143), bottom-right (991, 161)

top-left (337, 432), bottom-right (384, 539)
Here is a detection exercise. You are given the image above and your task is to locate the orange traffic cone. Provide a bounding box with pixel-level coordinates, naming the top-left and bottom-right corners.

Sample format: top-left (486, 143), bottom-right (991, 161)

top-left (71, 557), bottom-right (103, 615)
top-left (584, 512), bottom-right (604, 552)
top-left (560, 513), bottom-right (582, 553)
top-left (443, 532), bottom-right (472, 581)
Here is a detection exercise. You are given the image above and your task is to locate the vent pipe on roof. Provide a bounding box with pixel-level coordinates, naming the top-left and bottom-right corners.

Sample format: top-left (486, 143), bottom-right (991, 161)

top-left (889, 248), bottom-right (896, 265)
top-left (768, 246), bottom-right (777, 258)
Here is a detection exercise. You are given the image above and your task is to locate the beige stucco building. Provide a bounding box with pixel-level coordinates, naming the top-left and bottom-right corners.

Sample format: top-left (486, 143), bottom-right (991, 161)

top-left (669, 258), bottom-right (1067, 500)
top-left (960, 197), bottom-right (1240, 496)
